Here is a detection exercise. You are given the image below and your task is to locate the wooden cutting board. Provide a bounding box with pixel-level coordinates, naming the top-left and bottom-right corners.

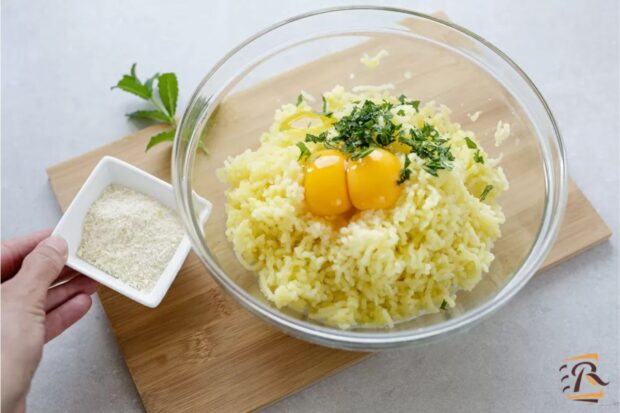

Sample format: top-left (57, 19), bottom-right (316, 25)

top-left (47, 13), bottom-right (611, 413)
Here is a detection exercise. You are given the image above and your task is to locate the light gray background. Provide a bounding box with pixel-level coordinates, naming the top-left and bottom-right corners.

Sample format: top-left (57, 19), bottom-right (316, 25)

top-left (2, 1), bottom-right (619, 412)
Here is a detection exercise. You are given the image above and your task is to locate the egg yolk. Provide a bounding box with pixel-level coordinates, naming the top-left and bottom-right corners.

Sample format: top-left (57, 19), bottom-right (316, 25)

top-left (346, 148), bottom-right (402, 210)
top-left (304, 150), bottom-right (353, 216)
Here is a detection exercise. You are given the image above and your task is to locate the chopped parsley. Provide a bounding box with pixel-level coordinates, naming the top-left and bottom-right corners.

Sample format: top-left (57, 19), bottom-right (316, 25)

top-left (464, 136), bottom-right (477, 149)
top-left (332, 100), bottom-right (401, 152)
top-left (323, 141), bottom-right (337, 149)
top-left (305, 132), bottom-right (327, 143)
top-left (319, 96), bottom-right (333, 117)
top-left (351, 147), bottom-right (375, 160)
top-left (397, 109), bottom-right (406, 116)
top-left (464, 136), bottom-right (484, 163)
top-left (440, 300), bottom-right (449, 310)
top-left (296, 94), bottom-right (303, 106)
top-left (479, 184), bottom-right (494, 201)
top-left (297, 97), bottom-right (454, 182)
top-left (473, 150), bottom-right (484, 164)
top-left (398, 94), bottom-right (420, 111)
top-left (397, 155), bottom-right (412, 184)
top-left (398, 123), bottom-right (454, 177)
top-left (296, 142), bottom-right (311, 161)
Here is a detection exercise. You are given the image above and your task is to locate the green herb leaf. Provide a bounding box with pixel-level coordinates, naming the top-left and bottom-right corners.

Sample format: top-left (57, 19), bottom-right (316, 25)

top-left (113, 65), bottom-right (188, 153)
top-left (297, 94), bottom-right (303, 106)
top-left (397, 155), bottom-right (412, 184)
top-left (296, 97), bottom-right (453, 180)
top-left (146, 129), bottom-right (175, 151)
top-left (112, 71), bottom-right (151, 99)
top-left (397, 109), bottom-right (405, 116)
top-left (479, 184), bottom-right (494, 201)
top-left (296, 142), bottom-right (311, 161)
top-left (398, 94), bottom-right (420, 111)
top-left (157, 73), bottom-right (178, 118)
top-left (464, 136), bottom-right (477, 149)
top-left (351, 147), bottom-right (374, 160)
top-left (127, 110), bottom-right (172, 123)
top-left (473, 149), bottom-right (484, 164)
top-left (114, 63), bottom-right (151, 98)
top-left (144, 73), bottom-right (159, 94)
top-left (332, 100), bottom-right (399, 154)
top-left (440, 300), bottom-right (448, 310)
top-left (398, 123), bottom-right (454, 177)
top-left (318, 96), bottom-right (333, 117)
top-left (305, 132), bottom-right (327, 143)
top-left (463, 137), bottom-right (484, 163)
top-left (423, 166), bottom-right (439, 177)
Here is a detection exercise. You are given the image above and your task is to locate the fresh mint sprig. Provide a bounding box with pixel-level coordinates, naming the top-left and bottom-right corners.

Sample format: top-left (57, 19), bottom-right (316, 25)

top-left (112, 63), bottom-right (206, 153)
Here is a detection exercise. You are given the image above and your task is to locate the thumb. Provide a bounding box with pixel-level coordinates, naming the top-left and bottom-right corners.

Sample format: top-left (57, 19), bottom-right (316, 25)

top-left (14, 236), bottom-right (68, 300)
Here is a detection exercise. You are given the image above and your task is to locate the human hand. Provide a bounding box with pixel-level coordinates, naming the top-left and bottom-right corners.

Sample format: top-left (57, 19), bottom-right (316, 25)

top-left (1, 230), bottom-right (98, 413)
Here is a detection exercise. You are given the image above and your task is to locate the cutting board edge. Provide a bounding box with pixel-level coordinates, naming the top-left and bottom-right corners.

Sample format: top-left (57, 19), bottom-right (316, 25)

top-left (256, 355), bottom-right (370, 412)
top-left (541, 232), bottom-right (612, 272)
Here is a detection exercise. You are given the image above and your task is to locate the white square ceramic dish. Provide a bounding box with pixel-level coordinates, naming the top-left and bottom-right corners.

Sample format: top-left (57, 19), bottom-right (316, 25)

top-left (52, 156), bottom-right (211, 307)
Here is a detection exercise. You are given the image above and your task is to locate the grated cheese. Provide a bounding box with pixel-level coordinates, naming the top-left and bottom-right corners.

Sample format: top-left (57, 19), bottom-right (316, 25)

top-left (360, 49), bottom-right (389, 68)
top-left (299, 90), bottom-right (316, 103)
top-left (468, 111), bottom-right (482, 122)
top-left (77, 184), bottom-right (184, 292)
top-left (351, 83), bottom-right (395, 93)
top-left (494, 121), bottom-right (511, 146)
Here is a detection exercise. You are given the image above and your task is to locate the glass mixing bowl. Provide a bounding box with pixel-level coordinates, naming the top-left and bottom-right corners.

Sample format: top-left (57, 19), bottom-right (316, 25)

top-left (172, 6), bottom-right (567, 350)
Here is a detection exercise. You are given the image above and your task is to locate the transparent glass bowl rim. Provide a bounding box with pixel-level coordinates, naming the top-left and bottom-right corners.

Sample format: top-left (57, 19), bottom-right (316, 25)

top-left (172, 6), bottom-right (568, 349)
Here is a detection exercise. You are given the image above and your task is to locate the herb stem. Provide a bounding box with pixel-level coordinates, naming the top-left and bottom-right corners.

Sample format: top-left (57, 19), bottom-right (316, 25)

top-left (149, 97), bottom-right (175, 125)
top-left (479, 184), bottom-right (494, 201)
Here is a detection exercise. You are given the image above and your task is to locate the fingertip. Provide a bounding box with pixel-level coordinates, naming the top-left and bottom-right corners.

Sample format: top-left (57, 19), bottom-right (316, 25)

top-left (74, 294), bottom-right (93, 319)
top-left (17, 236), bottom-right (69, 292)
top-left (74, 293), bottom-right (93, 311)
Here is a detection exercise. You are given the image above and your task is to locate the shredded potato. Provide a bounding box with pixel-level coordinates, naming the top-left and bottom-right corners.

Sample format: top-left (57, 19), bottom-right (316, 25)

top-left (218, 86), bottom-right (508, 329)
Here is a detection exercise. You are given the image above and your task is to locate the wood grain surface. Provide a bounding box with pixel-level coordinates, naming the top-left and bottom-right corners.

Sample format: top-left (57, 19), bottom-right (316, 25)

top-left (47, 14), bottom-right (611, 413)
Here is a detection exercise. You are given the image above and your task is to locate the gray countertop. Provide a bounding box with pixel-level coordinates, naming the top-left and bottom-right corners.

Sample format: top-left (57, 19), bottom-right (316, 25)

top-left (2, 1), bottom-right (618, 411)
